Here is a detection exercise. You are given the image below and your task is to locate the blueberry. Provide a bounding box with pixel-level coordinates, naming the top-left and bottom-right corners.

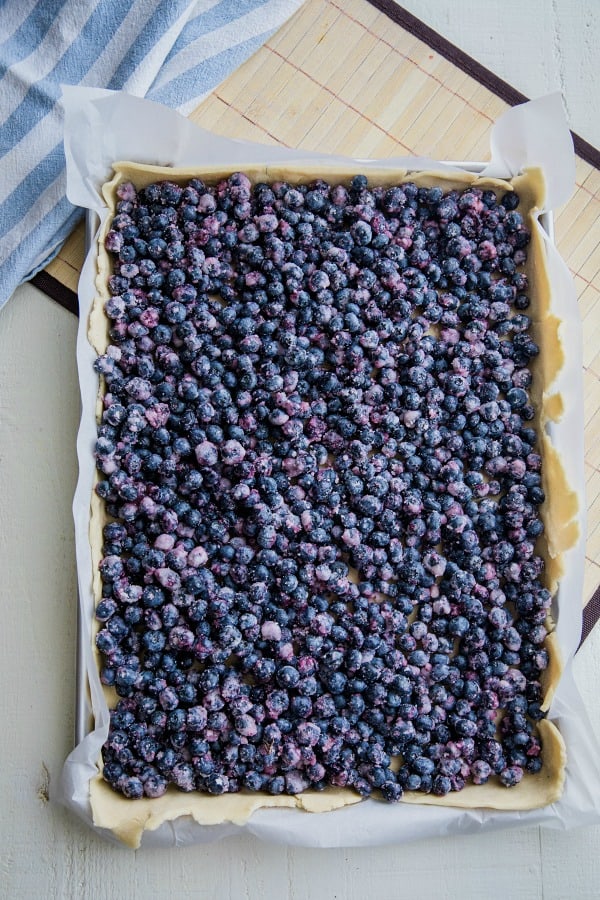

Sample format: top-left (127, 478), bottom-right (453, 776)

top-left (206, 773), bottom-right (229, 794)
top-left (277, 666), bottom-right (300, 689)
top-left (118, 776), bottom-right (144, 799)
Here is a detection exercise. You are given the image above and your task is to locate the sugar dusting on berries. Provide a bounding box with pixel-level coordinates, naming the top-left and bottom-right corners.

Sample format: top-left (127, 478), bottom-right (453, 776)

top-left (94, 172), bottom-right (550, 802)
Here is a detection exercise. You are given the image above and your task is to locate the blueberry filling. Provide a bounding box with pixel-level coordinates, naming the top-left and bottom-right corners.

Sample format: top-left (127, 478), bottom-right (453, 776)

top-left (95, 172), bottom-right (550, 802)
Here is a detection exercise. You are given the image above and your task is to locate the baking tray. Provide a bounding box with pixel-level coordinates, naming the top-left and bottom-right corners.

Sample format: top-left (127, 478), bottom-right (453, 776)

top-left (59, 89), bottom-right (600, 846)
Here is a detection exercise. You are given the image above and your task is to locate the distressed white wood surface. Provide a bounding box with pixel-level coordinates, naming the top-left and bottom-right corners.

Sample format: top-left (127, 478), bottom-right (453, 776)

top-left (1, 3), bottom-right (600, 898)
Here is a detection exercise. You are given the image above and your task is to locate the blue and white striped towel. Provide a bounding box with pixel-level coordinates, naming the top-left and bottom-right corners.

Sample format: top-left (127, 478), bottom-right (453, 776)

top-left (0, 0), bottom-right (304, 310)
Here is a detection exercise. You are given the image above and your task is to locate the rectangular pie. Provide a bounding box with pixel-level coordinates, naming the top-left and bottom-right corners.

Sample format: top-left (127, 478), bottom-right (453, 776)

top-left (84, 161), bottom-right (579, 847)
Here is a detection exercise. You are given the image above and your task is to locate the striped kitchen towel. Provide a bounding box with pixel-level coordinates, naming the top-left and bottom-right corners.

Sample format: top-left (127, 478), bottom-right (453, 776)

top-left (0, 0), bottom-right (304, 311)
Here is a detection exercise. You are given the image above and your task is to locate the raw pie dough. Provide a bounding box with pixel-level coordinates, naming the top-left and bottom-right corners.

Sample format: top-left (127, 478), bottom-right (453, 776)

top-left (86, 161), bottom-right (577, 848)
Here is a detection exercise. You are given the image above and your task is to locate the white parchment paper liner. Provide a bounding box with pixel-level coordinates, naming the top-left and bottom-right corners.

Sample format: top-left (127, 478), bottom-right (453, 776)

top-left (58, 86), bottom-right (600, 846)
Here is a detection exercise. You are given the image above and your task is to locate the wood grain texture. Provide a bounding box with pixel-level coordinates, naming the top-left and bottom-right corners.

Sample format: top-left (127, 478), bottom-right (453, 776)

top-left (3, 1), bottom-right (600, 896)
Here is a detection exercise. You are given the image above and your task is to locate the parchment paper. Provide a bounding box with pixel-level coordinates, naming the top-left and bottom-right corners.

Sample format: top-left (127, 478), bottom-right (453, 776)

top-left (58, 86), bottom-right (600, 847)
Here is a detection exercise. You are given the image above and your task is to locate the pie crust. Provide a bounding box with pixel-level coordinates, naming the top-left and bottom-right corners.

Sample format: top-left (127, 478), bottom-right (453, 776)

top-left (85, 161), bottom-right (578, 848)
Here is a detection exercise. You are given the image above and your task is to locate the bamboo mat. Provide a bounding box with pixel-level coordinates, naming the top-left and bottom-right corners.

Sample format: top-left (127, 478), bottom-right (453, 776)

top-left (40, 0), bottom-right (600, 636)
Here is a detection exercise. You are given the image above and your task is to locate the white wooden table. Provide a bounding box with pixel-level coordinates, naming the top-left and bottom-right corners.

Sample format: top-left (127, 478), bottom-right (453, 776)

top-left (2, 2), bottom-right (599, 896)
